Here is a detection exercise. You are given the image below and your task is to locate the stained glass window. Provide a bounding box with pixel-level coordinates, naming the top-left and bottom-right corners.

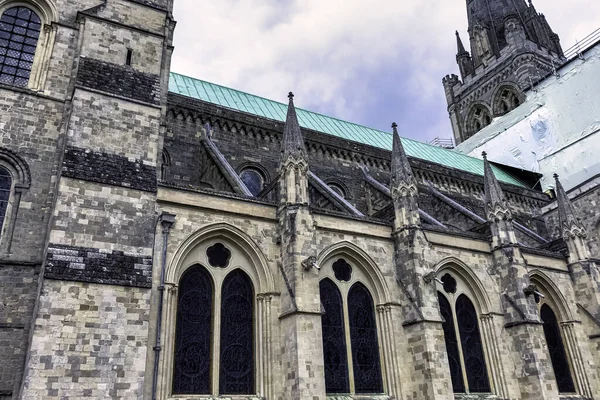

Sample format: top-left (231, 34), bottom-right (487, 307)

top-left (219, 269), bottom-right (254, 394)
top-left (541, 304), bottom-right (575, 393)
top-left (438, 292), bottom-right (465, 392)
top-left (456, 295), bottom-right (490, 393)
top-left (332, 259), bottom-right (352, 282)
top-left (0, 6), bottom-right (41, 87)
top-left (348, 283), bottom-right (383, 394)
top-left (0, 166), bottom-right (11, 237)
top-left (173, 265), bottom-right (213, 394)
top-left (320, 278), bottom-right (349, 393)
top-left (438, 287), bottom-right (490, 394)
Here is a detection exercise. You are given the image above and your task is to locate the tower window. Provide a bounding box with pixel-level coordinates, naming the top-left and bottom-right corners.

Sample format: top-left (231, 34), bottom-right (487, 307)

top-left (494, 88), bottom-right (523, 117)
top-left (125, 48), bottom-right (133, 66)
top-left (467, 105), bottom-right (493, 137)
top-left (0, 6), bottom-right (41, 87)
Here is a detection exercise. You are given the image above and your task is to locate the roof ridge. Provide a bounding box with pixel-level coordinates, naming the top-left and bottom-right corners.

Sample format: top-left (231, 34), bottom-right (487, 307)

top-left (170, 72), bottom-right (393, 138)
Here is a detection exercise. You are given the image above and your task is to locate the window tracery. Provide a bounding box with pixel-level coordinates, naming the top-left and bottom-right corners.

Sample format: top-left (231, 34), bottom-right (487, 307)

top-left (436, 270), bottom-right (490, 394)
top-left (493, 86), bottom-right (523, 117)
top-left (172, 263), bottom-right (255, 396)
top-left (319, 257), bottom-right (383, 395)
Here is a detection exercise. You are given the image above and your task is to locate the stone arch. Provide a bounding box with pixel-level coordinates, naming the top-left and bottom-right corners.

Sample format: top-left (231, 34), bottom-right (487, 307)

top-left (0, 147), bottom-right (31, 188)
top-left (166, 222), bottom-right (275, 293)
top-left (464, 102), bottom-right (493, 139)
top-left (529, 270), bottom-right (574, 321)
top-left (491, 83), bottom-right (524, 116)
top-left (317, 241), bottom-right (391, 304)
top-left (434, 257), bottom-right (493, 314)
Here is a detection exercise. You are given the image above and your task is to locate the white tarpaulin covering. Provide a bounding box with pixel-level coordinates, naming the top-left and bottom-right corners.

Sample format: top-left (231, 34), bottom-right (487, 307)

top-left (456, 43), bottom-right (600, 192)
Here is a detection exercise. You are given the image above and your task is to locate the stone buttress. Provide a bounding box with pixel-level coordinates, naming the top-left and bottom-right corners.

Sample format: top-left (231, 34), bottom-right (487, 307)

top-left (554, 174), bottom-right (600, 397)
top-left (390, 123), bottom-right (453, 400)
top-left (483, 153), bottom-right (559, 399)
top-left (19, 0), bottom-right (175, 398)
top-left (277, 93), bottom-right (326, 400)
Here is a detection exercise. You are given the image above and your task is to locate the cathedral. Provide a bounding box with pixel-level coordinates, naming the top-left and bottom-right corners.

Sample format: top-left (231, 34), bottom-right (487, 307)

top-left (1, 0), bottom-right (599, 399)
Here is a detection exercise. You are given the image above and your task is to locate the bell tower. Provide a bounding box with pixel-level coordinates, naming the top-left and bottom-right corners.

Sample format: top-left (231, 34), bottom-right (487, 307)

top-left (443, 0), bottom-right (565, 144)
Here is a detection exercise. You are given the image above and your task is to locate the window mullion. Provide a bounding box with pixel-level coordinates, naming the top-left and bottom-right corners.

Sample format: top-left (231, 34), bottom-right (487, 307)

top-left (452, 301), bottom-right (470, 393)
top-left (212, 283), bottom-right (222, 396)
top-left (342, 291), bottom-right (354, 394)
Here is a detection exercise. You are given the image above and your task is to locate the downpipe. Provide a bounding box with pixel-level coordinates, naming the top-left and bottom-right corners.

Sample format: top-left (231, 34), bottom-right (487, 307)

top-left (152, 212), bottom-right (176, 400)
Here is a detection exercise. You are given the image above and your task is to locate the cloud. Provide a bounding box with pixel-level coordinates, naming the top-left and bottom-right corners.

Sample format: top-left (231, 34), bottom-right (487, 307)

top-left (171, 0), bottom-right (600, 142)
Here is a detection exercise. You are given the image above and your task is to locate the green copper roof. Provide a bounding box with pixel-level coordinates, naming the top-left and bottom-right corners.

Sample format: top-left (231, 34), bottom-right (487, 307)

top-left (169, 72), bottom-right (527, 188)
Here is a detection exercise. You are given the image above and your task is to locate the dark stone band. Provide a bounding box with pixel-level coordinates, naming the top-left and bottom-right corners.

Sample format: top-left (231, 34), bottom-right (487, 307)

top-left (62, 146), bottom-right (157, 192)
top-left (45, 244), bottom-right (153, 288)
top-left (76, 57), bottom-right (161, 105)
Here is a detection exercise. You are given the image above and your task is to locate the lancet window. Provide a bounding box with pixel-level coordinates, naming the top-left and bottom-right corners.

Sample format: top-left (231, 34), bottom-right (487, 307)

top-left (319, 257), bottom-right (383, 395)
top-left (0, 165), bottom-right (11, 237)
top-left (438, 272), bottom-right (490, 394)
top-left (540, 304), bottom-right (576, 393)
top-left (0, 6), bottom-right (41, 86)
top-left (172, 245), bottom-right (255, 396)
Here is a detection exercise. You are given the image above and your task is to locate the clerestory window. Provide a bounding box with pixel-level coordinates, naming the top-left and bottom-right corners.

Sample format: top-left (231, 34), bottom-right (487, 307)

top-left (438, 273), bottom-right (490, 394)
top-left (319, 258), bottom-right (383, 395)
top-left (172, 244), bottom-right (255, 396)
top-left (0, 6), bottom-right (41, 87)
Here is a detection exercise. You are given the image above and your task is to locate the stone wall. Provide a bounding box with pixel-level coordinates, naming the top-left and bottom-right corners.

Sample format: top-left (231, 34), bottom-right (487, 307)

top-left (21, 280), bottom-right (150, 399)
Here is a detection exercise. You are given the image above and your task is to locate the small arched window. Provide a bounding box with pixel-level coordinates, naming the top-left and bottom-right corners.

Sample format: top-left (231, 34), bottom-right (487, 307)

top-left (327, 182), bottom-right (346, 199)
top-left (0, 165), bottom-right (12, 237)
top-left (466, 104), bottom-right (493, 138)
top-left (239, 168), bottom-right (265, 196)
top-left (494, 87), bottom-right (523, 117)
top-left (319, 258), bottom-right (383, 395)
top-left (437, 271), bottom-right (490, 394)
top-left (0, 6), bottom-right (42, 87)
top-left (172, 255), bottom-right (255, 395)
top-left (161, 149), bottom-right (171, 181)
top-left (540, 304), bottom-right (575, 393)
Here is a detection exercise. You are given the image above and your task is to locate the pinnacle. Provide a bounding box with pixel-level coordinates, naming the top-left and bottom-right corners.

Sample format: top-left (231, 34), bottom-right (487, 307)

top-left (281, 91), bottom-right (307, 160)
top-left (456, 30), bottom-right (467, 55)
top-left (391, 123), bottom-right (414, 186)
top-left (483, 152), bottom-right (506, 209)
top-left (554, 173), bottom-right (580, 229)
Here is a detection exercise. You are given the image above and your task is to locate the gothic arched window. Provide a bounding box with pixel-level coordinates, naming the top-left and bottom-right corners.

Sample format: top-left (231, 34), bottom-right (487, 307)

top-left (541, 304), bottom-right (575, 393)
top-left (466, 104), bottom-right (492, 138)
top-left (319, 258), bottom-right (383, 395)
top-left (320, 278), bottom-right (349, 393)
top-left (0, 6), bottom-right (41, 86)
top-left (493, 87), bottom-right (523, 117)
top-left (437, 273), bottom-right (490, 394)
top-left (161, 149), bottom-right (171, 181)
top-left (172, 261), bottom-right (255, 396)
top-left (0, 165), bottom-right (12, 238)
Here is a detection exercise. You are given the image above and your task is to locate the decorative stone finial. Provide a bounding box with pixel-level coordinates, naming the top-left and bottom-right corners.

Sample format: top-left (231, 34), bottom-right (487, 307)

top-left (288, 92), bottom-right (294, 100)
top-left (281, 90), bottom-right (307, 160)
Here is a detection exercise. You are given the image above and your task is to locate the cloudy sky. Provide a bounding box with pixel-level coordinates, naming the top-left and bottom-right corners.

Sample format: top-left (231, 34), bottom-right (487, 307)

top-left (170, 0), bottom-right (599, 143)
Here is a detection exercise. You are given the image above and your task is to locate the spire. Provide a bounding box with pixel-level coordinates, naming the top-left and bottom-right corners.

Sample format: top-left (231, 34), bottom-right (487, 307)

top-left (482, 152), bottom-right (511, 220)
top-left (456, 30), bottom-right (467, 55)
top-left (554, 174), bottom-right (585, 234)
top-left (391, 123), bottom-right (415, 186)
top-left (282, 92), bottom-right (307, 160)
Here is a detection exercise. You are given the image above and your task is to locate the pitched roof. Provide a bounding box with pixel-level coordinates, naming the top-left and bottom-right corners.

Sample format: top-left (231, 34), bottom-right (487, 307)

top-left (169, 72), bottom-right (528, 188)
